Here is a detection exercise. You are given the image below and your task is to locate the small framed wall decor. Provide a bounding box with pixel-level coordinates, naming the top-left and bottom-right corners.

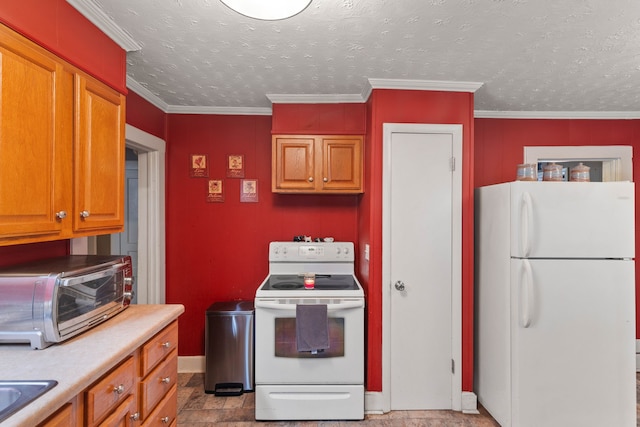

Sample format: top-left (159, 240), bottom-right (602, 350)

top-left (227, 154), bottom-right (245, 178)
top-left (240, 179), bottom-right (258, 202)
top-left (206, 179), bottom-right (224, 203)
top-left (190, 154), bottom-right (209, 177)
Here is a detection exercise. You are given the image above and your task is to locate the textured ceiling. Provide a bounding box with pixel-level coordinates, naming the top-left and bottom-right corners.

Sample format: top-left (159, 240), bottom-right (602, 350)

top-left (85, 0), bottom-right (640, 113)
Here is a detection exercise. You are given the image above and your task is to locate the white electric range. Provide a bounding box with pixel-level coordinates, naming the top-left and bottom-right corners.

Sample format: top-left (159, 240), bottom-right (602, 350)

top-left (254, 241), bottom-right (365, 421)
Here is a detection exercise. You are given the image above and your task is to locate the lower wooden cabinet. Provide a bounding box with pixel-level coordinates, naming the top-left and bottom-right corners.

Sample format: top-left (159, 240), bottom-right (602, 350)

top-left (141, 386), bottom-right (177, 427)
top-left (86, 356), bottom-right (136, 426)
top-left (37, 399), bottom-right (81, 427)
top-left (39, 321), bottom-right (179, 427)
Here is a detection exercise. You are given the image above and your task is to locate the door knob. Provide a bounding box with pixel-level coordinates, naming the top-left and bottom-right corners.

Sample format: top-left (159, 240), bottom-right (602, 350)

top-left (394, 281), bottom-right (405, 291)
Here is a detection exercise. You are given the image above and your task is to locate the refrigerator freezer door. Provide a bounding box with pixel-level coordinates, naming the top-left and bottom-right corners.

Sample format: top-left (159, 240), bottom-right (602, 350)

top-left (509, 181), bottom-right (634, 259)
top-left (511, 258), bottom-right (636, 427)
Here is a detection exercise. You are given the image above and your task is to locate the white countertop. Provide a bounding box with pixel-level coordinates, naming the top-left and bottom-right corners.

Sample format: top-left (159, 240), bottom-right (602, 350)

top-left (0, 304), bottom-right (184, 426)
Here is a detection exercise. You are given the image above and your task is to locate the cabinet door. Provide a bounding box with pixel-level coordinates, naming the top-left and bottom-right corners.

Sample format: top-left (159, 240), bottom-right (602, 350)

top-left (272, 135), bottom-right (316, 192)
top-left (0, 26), bottom-right (72, 240)
top-left (319, 136), bottom-right (363, 193)
top-left (74, 73), bottom-right (125, 233)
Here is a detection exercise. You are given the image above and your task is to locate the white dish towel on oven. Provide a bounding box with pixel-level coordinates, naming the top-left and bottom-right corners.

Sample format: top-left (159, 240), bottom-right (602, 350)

top-left (296, 304), bottom-right (329, 353)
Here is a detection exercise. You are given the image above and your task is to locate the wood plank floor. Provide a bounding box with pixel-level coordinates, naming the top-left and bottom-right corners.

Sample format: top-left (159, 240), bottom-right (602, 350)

top-left (179, 371), bottom-right (640, 426)
top-left (177, 372), bottom-right (499, 426)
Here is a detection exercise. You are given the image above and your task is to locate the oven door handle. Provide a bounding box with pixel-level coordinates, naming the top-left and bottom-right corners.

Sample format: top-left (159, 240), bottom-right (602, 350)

top-left (254, 300), bottom-right (364, 311)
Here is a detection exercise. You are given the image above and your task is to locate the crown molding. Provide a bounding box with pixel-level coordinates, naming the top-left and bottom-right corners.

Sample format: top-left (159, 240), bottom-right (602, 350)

top-left (129, 76), bottom-right (640, 119)
top-left (127, 77), bottom-right (272, 115)
top-left (127, 77), bottom-right (169, 112)
top-left (367, 78), bottom-right (484, 95)
top-left (474, 110), bottom-right (640, 119)
top-left (66, 0), bottom-right (141, 51)
top-left (166, 105), bottom-right (272, 115)
top-left (266, 93), bottom-right (365, 104)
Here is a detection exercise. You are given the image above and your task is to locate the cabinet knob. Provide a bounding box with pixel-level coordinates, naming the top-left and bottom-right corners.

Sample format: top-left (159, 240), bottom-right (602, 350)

top-left (113, 384), bottom-right (125, 394)
top-left (323, 177), bottom-right (328, 182)
top-left (161, 376), bottom-right (171, 384)
top-left (162, 341), bottom-right (171, 348)
top-left (55, 211), bottom-right (67, 220)
top-left (130, 412), bottom-right (139, 421)
top-left (308, 177), bottom-right (314, 182)
top-left (80, 210), bottom-right (90, 219)
top-left (161, 416), bottom-right (170, 423)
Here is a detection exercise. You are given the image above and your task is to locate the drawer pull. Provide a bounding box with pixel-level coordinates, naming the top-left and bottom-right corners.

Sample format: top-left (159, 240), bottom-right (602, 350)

top-left (80, 210), bottom-right (90, 219)
top-left (161, 416), bottom-right (170, 423)
top-left (130, 412), bottom-right (139, 421)
top-left (161, 376), bottom-right (171, 384)
top-left (113, 384), bottom-right (125, 394)
top-left (162, 341), bottom-right (171, 348)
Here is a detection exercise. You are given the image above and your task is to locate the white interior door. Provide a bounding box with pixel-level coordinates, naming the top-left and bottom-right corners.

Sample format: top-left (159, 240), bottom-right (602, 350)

top-left (384, 124), bottom-right (462, 410)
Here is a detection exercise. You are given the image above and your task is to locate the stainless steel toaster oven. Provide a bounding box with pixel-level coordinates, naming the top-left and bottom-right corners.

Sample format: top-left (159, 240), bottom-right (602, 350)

top-left (0, 255), bottom-right (133, 349)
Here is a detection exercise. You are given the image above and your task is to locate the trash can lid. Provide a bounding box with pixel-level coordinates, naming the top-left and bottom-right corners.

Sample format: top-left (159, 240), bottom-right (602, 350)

top-left (206, 300), bottom-right (254, 314)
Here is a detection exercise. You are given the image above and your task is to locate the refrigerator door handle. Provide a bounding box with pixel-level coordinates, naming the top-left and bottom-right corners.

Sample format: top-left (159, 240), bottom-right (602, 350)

top-left (520, 260), bottom-right (534, 328)
top-left (520, 192), bottom-right (533, 257)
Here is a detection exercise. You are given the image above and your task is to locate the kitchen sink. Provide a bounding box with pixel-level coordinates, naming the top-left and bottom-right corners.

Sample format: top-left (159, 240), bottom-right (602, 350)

top-left (0, 380), bottom-right (57, 423)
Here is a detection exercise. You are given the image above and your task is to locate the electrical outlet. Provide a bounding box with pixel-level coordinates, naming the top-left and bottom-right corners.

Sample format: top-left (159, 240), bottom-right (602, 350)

top-left (364, 244), bottom-right (370, 261)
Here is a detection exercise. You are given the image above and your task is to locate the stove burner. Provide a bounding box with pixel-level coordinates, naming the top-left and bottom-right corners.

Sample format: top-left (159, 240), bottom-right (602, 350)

top-left (271, 281), bottom-right (304, 290)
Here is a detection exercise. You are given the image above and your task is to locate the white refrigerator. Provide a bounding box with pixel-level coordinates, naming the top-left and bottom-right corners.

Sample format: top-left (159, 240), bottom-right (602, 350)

top-left (475, 181), bottom-right (636, 427)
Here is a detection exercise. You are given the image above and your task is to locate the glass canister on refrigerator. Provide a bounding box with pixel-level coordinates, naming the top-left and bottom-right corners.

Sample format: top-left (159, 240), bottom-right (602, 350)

top-left (543, 162), bottom-right (563, 181)
top-left (516, 163), bottom-right (537, 181)
top-left (570, 163), bottom-right (590, 182)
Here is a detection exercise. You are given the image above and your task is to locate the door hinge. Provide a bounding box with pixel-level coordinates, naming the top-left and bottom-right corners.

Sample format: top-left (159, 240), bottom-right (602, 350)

top-left (450, 157), bottom-right (456, 171)
top-left (451, 359), bottom-right (455, 374)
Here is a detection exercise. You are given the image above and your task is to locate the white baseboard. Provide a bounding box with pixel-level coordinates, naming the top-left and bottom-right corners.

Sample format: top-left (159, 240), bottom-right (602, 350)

top-left (178, 355), bottom-right (205, 373)
top-left (364, 391), bottom-right (385, 414)
top-left (461, 391), bottom-right (479, 414)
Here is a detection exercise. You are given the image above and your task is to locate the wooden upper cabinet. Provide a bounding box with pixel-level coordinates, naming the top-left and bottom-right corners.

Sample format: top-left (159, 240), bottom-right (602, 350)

top-left (272, 135), bottom-right (363, 194)
top-left (0, 24), bottom-right (125, 245)
top-left (0, 25), bottom-right (73, 241)
top-left (73, 74), bottom-right (125, 233)
top-left (272, 136), bottom-right (316, 192)
top-left (320, 136), bottom-right (363, 192)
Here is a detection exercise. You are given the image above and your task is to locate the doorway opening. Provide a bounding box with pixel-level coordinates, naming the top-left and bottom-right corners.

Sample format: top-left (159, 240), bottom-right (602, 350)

top-left (71, 124), bottom-right (166, 304)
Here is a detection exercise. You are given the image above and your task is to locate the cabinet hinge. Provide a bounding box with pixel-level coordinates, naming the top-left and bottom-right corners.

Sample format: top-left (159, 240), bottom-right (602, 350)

top-left (450, 157), bottom-right (456, 172)
top-left (451, 359), bottom-right (455, 374)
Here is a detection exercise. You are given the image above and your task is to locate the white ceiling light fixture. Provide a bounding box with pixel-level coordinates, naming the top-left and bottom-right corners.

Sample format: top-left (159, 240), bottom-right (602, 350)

top-left (219, 0), bottom-right (312, 20)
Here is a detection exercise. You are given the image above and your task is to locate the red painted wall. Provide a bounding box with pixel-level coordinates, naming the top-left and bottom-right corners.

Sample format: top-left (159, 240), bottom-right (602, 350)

top-left (126, 92), bottom-right (166, 139)
top-left (164, 114), bottom-right (360, 356)
top-left (272, 103), bottom-right (367, 134)
top-left (0, 241), bottom-right (69, 268)
top-left (361, 89), bottom-right (476, 392)
top-left (475, 117), bottom-right (640, 337)
top-left (0, 0), bottom-right (126, 93)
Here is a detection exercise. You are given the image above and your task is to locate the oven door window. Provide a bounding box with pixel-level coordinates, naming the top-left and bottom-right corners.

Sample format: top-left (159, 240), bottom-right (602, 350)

top-left (56, 270), bottom-right (124, 324)
top-left (274, 318), bottom-right (345, 358)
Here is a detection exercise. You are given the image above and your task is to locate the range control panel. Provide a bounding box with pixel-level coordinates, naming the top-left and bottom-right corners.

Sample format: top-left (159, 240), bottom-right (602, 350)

top-left (269, 242), bottom-right (354, 262)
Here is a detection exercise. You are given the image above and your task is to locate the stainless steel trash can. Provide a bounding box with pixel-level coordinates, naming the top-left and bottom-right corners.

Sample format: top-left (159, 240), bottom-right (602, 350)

top-left (204, 300), bottom-right (254, 395)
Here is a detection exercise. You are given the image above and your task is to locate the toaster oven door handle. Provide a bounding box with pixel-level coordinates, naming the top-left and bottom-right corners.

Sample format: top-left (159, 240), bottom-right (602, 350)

top-left (254, 300), bottom-right (364, 311)
top-left (59, 263), bottom-right (127, 287)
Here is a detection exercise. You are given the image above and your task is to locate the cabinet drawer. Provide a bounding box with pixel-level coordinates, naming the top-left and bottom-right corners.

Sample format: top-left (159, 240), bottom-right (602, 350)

top-left (97, 394), bottom-right (137, 427)
top-left (141, 385), bottom-right (177, 427)
top-left (140, 350), bottom-right (177, 420)
top-left (86, 356), bottom-right (136, 426)
top-left (141, 321), bottom-right (178, 376)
